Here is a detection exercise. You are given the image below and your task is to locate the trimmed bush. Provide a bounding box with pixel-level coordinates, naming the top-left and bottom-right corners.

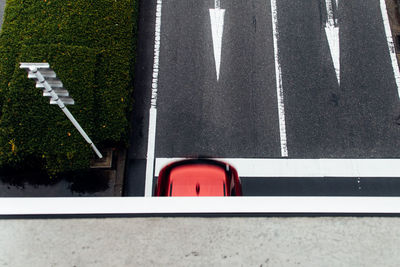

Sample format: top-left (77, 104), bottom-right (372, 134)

top-left (0, 0), bottom-right (137, 175)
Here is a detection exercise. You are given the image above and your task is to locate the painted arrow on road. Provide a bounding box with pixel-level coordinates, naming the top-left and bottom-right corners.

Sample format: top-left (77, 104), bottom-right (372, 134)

top-left (210, 0), bottom-right (225, 81)
top-left (325, 0), bottom-right (340, 85)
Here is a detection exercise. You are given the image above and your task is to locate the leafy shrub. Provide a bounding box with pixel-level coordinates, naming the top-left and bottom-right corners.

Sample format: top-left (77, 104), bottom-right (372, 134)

top-left (0, 0), bottom-right (137, 175)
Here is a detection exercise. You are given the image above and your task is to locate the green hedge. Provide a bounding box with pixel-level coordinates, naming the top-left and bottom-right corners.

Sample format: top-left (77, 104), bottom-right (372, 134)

top-left (0, 0), bottom-right (137, 175)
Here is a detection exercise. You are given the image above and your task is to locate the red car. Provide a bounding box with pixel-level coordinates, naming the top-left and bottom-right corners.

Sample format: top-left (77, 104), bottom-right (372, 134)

top-left (154, 159), bottom-right (242, 196)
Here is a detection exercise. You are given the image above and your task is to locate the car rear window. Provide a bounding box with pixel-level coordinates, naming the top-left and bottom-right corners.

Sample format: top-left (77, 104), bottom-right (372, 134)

top-left (168, 164), bottom-right (227, 196)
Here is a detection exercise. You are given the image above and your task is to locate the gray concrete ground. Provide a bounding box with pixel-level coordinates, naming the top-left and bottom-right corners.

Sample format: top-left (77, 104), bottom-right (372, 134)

top-left (1, 217), bottom-right (400, 266)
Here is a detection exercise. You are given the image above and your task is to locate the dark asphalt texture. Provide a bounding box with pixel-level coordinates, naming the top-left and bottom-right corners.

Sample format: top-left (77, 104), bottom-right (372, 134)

top-left (156, 0), bottom-right (280, 158)
top-left (125, 0), bottom-right (400, 196)
top-left (241, 177), bottom-right (400, 196)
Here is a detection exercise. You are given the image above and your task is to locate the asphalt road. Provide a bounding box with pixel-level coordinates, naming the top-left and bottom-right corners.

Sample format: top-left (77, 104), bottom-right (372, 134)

top-left (280, 0), bottom-right (400, 158)
top-left (156, 0), bottom-right (280, 158)
top-left (125, 0), bottom-right (400, 196)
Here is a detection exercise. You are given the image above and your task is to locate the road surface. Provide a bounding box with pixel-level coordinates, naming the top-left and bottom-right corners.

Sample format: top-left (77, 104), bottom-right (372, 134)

top-left (125, 0), bottom-right (400, 197)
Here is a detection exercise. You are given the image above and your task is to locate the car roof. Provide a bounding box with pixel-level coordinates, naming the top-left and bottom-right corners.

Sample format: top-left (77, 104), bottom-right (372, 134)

top-left (168, 164), bottom-right (227, 196)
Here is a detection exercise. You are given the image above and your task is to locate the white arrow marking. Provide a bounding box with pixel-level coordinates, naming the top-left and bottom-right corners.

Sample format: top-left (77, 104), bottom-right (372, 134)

top-left (209, 0), bottom-right (225, 81)
top-left (325, 0), bottom-right (340, 85)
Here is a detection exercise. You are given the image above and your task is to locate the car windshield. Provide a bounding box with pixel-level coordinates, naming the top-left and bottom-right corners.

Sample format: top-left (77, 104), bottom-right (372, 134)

top-left (168, 164), bottom-right (227, 196)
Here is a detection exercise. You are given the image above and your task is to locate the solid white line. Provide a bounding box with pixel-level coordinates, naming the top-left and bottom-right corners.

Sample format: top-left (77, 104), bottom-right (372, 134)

top-left (145, 108), bottom-right (157, 197)
top-left (380, 0), bottom-right (400, 98)
top-left (270, 0), bottom-right (288, 157)
top-left (155, 158), bottom-right (400, 177)
top-left (145, 0), bottom-right (163, 197)
top-left (3, 197), bottom-right (400, 215)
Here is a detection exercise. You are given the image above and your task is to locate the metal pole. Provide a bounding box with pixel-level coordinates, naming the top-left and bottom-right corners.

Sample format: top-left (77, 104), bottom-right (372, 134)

top-left (31, 67), bottom-right (103, 158)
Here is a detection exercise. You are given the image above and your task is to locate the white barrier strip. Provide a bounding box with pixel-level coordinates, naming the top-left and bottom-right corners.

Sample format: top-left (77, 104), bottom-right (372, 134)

top-left (2, 197), bottom-right (400, 215)
top-left (155, 158), bottom-right (400, 177)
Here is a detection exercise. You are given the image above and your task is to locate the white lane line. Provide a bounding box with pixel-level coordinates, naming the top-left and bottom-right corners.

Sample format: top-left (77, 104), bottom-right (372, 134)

top-left (210, 1), bottom-right (225, 81)
top-left (3, 197), bottom-right (400, 215)
top-left (145, 109), bottom-right (157, 197)
top-left (380, 0), bottom-right (400, 98)
top-left (325, 0), bottom-right (340, 85)
top-left (270, 0), bottom-right (288, 157)
top-left (155, 158), bottom-right (400, 177)
top-left (145, 0), bottom-right (163, 197)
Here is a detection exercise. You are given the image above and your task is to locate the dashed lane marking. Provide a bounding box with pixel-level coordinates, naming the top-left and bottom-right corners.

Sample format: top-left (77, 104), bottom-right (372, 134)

top-left (145, 0), bottom-right (163, 197)
top-left (270, 0), bottom-right (288, 157)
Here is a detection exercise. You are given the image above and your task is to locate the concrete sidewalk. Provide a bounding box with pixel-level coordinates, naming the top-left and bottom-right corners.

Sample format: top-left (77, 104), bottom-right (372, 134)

top-left (1, 217), bottom-right (400, 266)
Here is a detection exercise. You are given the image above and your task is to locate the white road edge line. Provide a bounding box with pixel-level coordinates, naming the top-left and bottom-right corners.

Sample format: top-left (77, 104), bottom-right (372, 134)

top-left (380, 0), bottom-right (400, 97)
top-left (155, 158), bottom-right (400, 177)
top-left (270, 0), bottom-right (288, 157)
top-left (3, 197), bottom-right (400, 215)
top-left (145, 0), bottom-right (163, 197)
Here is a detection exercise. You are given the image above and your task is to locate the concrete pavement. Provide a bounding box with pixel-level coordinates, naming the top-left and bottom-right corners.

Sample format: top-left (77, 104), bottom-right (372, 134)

top-left (1, 217), bottom-right (400, 266)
